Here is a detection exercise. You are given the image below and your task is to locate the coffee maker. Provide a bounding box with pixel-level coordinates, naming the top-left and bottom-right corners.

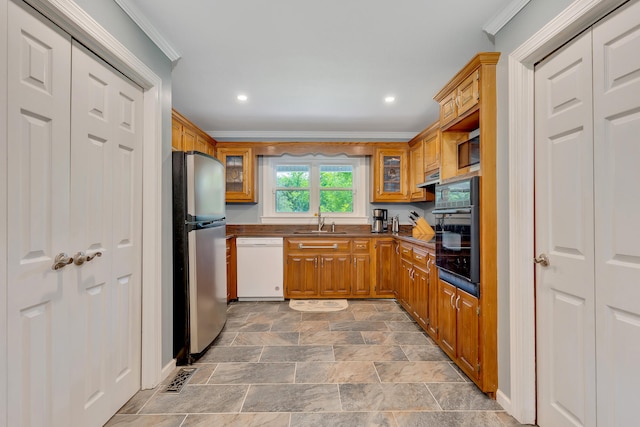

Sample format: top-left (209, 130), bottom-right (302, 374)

top-left (371, 208), bottom-right (388, 233)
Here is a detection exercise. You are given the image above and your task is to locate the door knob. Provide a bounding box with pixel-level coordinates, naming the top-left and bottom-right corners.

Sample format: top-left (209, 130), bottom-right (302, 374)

top-left (52, 253), bottom-right (74, 270)
top-left (73, 251), bottom-right (102, 266)
top-left (534, 253), bottom-right (550, 267)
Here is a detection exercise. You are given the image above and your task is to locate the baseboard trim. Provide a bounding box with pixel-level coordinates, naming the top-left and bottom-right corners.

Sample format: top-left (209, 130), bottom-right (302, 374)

top-left (496, 388), bottom-right (512, 414)
top-left (160, 359), bottom-right (177, 384)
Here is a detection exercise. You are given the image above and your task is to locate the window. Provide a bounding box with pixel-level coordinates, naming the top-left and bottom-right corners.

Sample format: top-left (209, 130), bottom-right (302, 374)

top-left (262, 155), bottom-right (367, 224)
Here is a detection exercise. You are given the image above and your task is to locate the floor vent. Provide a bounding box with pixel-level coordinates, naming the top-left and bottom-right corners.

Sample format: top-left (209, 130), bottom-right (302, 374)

top-left (164, 368), bottom-right (196, 393)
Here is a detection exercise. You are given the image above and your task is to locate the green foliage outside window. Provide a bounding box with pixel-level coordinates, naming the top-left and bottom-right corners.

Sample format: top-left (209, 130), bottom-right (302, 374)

top-left (319, 166), bottom-right (353, 213)
top-left (275, 164), bottom-right (354, 213)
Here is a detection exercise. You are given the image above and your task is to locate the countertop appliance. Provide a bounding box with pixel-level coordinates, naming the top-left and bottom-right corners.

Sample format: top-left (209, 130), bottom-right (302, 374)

top-left (432, 176), bottom-right (480, 297)
top-left (172, 151), bottom-right (227, 364)
top-left (372, 208), bottom-right (388, 233)
top-left (236, 237), bottom-right (284, 301)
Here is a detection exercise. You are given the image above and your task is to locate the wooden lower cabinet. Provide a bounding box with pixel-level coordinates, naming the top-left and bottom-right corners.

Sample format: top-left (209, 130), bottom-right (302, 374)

top-left (437, 278), bottom-right (480, 381)
top-left (319, 254), bottom-right (352, 297)
top-left (285, 254), bottom-right (318, 298)
top-left (396, 241), bottom-right (437, 336)
top-left (284, 238), bottom-right (373, 298)
top-left (373, 238), bottom-right (397, 297)
top-left (399, 258), bottom-right (413, 311)
top-left (352, 253), bottom-right (371, 297)
top-left (425, 253), bottom-right (438, 340)
top-left (226, 237), bottom-right (237, 301)
top-left (412, 264), bottom-right (428, 328)
top-left (457, 289), bottom-right (480, 378)
top-left (438, 280), bottom-right (458, 357)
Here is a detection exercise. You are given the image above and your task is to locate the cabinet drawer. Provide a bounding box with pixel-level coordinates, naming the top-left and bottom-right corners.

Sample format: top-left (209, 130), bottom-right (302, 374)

top-left (399, 243), bottom-right (413, 260)
top-left (412, 247), bottom-right (428, 266)
top-left (352, 239), bottom-right (370, 253)
top-left (286, 239), bottom-right (351, 252)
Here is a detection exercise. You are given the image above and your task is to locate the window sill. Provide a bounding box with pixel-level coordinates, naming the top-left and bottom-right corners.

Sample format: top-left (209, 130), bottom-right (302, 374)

top-left (260, 216), bottom-right (369, 225)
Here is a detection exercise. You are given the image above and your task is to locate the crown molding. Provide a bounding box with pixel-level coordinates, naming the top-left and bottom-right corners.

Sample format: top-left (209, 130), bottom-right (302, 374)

top-left (483, 0), bottom-right (532, 37)
top-left (208, 130), bottom-right (417, 142)
top-left (114, 0), bottom-right (181, 63)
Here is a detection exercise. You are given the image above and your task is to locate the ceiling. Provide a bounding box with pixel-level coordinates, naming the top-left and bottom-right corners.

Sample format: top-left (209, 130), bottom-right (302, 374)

top-left (117, 0), bottom-right (519, 141)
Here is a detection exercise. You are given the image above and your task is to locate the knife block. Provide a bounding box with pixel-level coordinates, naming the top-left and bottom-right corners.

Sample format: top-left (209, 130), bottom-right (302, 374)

top-left (412, 217), bottom-right (435, 239)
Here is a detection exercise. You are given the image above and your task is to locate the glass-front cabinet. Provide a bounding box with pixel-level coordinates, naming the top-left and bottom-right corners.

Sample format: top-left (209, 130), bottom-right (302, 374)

top-left (216, 147), bottom-right (256, 203)
top-left (372, 148), bottom-right (409, 202)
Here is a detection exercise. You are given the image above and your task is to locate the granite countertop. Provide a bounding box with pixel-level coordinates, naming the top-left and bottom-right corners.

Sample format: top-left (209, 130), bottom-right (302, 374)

top-left (226, 224), bottom-right (435, 248)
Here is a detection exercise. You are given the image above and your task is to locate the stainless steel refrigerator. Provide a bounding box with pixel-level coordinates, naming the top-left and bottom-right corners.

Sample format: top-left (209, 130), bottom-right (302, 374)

top-left (172, 151), bottom-right (227, 364)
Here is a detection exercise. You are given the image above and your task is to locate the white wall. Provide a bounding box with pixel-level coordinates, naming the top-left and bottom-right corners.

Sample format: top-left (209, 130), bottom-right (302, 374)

top-left (70, 0), bottom-right (175, 367)
top-left (492, 0), bottom-right (574, 401)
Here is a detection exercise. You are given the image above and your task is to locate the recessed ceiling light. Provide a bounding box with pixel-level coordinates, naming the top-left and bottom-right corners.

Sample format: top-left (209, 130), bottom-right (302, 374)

top-left (384, 96), bottom-right (395, 103)
top-left (237, 94), bottom-right (248, 101)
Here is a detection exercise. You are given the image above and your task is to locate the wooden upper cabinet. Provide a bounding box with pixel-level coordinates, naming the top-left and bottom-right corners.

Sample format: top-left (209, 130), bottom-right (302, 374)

top-left (456, 70), bottom-right (480, 117)
top-left (434, 53), bottom-right (498, 132)
top-left (438, 69), bottom-right (480, 128)
top-left (171, 109), bottom-right (216, 155)
top-left (182, 126), bottom-right (197, 151)
top-left (408, 140), bottom-right (426, 202)
top-left (439, 91), bottom-right (458, 128)
top-left (216, 147), bottom-right (256, 203)
top-left (423, 127), bottom-right (441, 174)
top-left (372, 148), bottom-right (409, 202)
top-left (171, 118), bottom-right (183, 151)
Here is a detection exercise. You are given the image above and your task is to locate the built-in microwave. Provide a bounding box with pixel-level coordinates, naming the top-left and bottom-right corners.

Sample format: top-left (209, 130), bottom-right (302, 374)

top-left (457, 128), bottom-right (480, 170)
top-left (432, 176), bottom-right (480, 296)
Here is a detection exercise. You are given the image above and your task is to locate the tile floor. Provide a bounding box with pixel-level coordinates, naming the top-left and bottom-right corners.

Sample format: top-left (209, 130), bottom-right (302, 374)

top-left (106, 300), bottom-right (527, 426)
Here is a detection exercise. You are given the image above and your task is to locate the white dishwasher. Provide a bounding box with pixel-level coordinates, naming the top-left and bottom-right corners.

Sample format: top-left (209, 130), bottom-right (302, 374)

top-left (236, 237), bottom-right (284, 301)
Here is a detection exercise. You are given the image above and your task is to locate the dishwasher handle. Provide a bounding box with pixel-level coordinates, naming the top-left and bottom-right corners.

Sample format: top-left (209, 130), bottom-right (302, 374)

top-left (298, 243), bottom-right (338, 250)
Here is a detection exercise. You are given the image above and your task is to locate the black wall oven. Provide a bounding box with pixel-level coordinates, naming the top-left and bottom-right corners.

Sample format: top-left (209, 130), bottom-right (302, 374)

top-left (432, 176), bottom-right (480, 296)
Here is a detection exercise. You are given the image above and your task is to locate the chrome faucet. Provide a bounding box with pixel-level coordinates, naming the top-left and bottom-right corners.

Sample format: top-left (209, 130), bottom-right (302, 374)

top-left (317, 206), bottom-right (325, 231)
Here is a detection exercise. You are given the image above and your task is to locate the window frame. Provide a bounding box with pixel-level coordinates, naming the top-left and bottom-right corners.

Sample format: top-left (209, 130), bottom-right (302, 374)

top-left (261, 154), bottom-right (368, 224)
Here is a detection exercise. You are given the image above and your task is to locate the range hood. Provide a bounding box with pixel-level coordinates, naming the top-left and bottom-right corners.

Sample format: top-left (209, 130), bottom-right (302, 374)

top-left (416, 170), bottom-right (440, 188)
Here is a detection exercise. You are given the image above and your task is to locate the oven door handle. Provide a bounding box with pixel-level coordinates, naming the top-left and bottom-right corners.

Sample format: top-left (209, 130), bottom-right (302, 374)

top-left (442, 246), bottom-right (472, 250)
top-left (431, 208), bottom-right (472, 215)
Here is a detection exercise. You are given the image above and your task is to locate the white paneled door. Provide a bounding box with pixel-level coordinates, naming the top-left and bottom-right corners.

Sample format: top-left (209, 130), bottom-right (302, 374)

top-left (535, 29), bottom-right (596, 427)
top-left (7, 2), bottom-right (72, 426)
top-left (6, 2), bottom-right (143, 426)
top-left (69, 42), bottom-right (143, 425)
top-left (535, 1), bottom-right (640, 426)
top-left (592, 1), bottom-right (640, 425)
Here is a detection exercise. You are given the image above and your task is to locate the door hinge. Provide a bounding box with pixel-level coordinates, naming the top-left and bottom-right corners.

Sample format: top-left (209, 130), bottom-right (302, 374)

top-left (477, 362), bottom-right (481, 373)
top-left (477, 306), bottom-right (480, 316)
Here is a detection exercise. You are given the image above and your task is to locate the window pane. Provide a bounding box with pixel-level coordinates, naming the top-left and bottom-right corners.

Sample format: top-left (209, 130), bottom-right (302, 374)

top-left (276, 165), bottom-right (310, 188)
top-left (320, 190), bottom-right (353, 213)
top-left (320, 165), bottom-right (352, 188)
top-left (276, 190), bottom-right (309, 212)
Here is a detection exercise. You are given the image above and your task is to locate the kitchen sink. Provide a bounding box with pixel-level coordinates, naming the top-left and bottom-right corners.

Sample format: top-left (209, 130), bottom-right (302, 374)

top-left (293, 230), bottom-right (348, 235)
